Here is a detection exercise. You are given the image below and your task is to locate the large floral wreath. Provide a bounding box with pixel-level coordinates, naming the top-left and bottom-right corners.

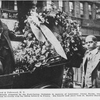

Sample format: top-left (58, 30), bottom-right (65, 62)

top-left (13, 3), bottom-right (84, 73)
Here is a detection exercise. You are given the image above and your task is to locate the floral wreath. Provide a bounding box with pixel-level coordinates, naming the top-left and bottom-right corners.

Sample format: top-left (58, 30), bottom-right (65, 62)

top-left (41, 3), bottom-right (84, 59)
top-left (13, 3), bottom-right (84, 73)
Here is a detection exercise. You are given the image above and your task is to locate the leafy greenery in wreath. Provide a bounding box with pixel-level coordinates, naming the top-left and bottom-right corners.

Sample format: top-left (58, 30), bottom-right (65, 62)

top-left (13, 3), bottom-right (85, 73)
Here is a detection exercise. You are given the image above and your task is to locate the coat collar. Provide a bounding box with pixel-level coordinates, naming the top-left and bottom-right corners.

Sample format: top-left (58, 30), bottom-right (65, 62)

top-left (83, 48), bottom-right (100, 74)
top-left (90, 50), bottom-right (100, 73)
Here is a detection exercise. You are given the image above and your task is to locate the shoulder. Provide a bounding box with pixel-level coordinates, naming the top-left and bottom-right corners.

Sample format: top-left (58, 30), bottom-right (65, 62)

top-left (93, 48), bottom-right (100, 58)
top-left (0, 20), bottom-right (8, 30)
top-left (2, 23), bottom-right (8, 30)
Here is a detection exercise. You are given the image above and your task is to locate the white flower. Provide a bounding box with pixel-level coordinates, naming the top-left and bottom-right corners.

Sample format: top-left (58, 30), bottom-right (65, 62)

top-left (27, 12), bottom-right (41, 26)
top-left (35, 62), bottom-right (42, 67)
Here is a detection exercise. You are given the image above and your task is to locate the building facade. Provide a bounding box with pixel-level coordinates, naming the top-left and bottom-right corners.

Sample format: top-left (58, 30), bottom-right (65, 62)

top-left (0, 0), bottom-right (100, 38)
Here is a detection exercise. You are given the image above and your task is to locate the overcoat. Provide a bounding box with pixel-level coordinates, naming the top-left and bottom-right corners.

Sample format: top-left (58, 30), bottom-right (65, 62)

top-left (82, 47), bottom-right (100, 88)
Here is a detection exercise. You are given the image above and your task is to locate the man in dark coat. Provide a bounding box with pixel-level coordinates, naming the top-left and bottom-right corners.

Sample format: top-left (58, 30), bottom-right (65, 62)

top-left (0, 20), bottom-right (25, 74)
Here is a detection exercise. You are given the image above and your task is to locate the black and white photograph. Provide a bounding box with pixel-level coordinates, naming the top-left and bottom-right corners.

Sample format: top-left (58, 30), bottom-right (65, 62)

top-left (0, 0), bottom-right (100, 99)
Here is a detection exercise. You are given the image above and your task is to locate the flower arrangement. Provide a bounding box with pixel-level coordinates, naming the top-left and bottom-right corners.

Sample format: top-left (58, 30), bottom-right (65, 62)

top-left (41, 3), bottom-right (84, 64)
top-left (13, 3), bottom-right (84, 72)
top-left (14, 35), bottom-right (59, 72)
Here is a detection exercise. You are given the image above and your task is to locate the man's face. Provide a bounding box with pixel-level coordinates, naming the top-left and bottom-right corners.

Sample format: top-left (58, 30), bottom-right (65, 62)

top-left (85, 37), bottom-right (96, 50)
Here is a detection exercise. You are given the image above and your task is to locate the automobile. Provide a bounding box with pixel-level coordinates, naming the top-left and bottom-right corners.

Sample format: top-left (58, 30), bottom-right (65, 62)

top-left (0, 56), bottom-right (66, 89)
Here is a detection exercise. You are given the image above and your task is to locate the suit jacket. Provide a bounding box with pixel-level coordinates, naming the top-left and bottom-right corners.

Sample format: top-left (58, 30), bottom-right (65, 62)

top-left (82, 48), bottom-right (100, 88)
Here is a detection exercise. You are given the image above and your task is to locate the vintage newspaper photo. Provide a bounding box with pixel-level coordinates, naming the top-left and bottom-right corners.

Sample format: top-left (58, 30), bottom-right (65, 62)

top-left (0, 0), bottom-right (100, 100)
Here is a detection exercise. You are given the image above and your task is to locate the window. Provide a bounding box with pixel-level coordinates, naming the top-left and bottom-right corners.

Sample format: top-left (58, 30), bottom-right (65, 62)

top-left (2, 1), bottom-right (14, 10)
top-left (69, 1), bottom-right (74, 16)
top-left (88, 4), bottom-right (92, 19)
top-left (96, 4), bottom-right (100, 19)
top-left (80, 2), bottom-right (83, 18)
top-left (59, 0), bottom-right (62, 11)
